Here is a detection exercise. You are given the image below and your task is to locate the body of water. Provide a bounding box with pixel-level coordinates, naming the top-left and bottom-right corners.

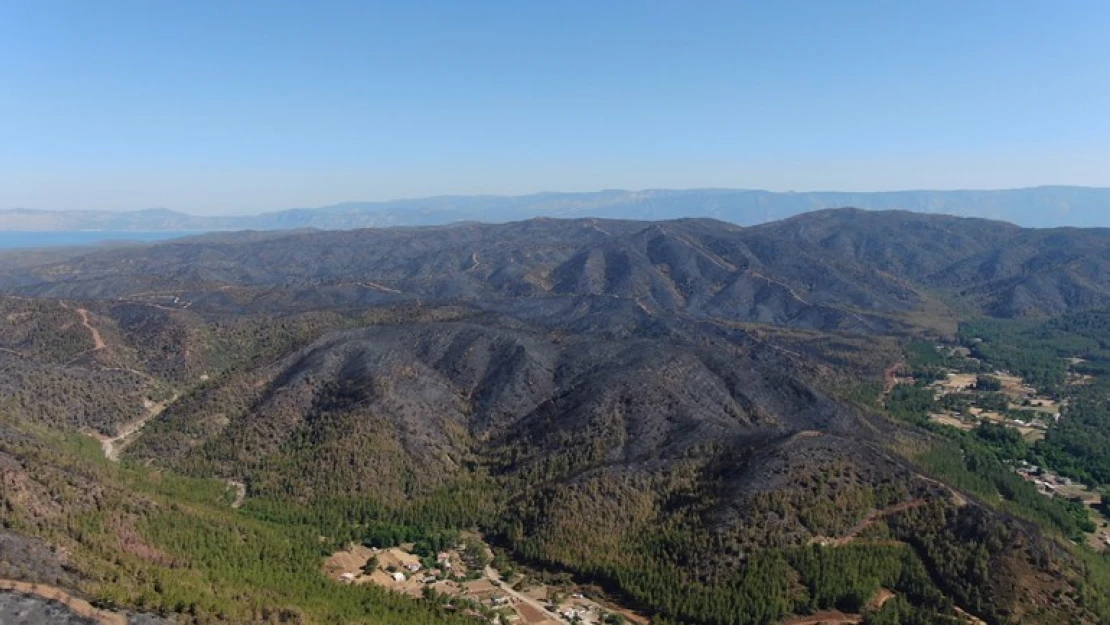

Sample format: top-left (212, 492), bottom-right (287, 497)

top-left (0, 231), bottom-right (206, 250)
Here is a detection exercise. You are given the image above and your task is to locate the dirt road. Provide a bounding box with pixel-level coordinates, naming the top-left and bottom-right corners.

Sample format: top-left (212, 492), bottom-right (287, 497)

top-left (810, 499), bottom-right (927, 547)
top-left (60, 302), bottom-right (106, 351)
top-left (0, 579), bottom-right (126, 625)
top-left (92, 395), bottom-right (178, 462)
top-left (75, 307), bottom-right (106, 350)
top-left (485, 565), bottom-right (557, 621)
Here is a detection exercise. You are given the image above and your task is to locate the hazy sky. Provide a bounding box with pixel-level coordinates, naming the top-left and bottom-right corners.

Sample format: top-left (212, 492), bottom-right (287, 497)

top-left (2, 1), bottom-right (1109, 214)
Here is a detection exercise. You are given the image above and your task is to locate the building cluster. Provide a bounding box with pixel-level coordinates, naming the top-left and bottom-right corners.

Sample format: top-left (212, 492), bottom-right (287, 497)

top-left (1014, 461), bottom-right (1075, 496)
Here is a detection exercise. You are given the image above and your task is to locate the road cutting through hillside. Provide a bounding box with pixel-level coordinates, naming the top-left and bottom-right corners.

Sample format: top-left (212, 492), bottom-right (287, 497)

top-left (91, 394), bottom-right (178, 462)
top-left (810, 498), bottom-right (926, 547)
top-left (0, 579), bottom-right (126, 625)
top-left (60, 302), bottom-right (106, 350)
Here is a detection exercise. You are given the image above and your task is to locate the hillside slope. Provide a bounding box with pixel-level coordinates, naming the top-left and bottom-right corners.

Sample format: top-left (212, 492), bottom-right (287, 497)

top-left (4, 210), bottom-right (1110, 623)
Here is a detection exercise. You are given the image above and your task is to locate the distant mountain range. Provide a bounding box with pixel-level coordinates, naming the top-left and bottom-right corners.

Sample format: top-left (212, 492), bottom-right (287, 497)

top-left (4, 185), bottom-right (1110, 231)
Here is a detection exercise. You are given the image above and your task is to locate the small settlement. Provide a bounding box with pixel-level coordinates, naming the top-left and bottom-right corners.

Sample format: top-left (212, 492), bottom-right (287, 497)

top-left (902, 345), bottom-right (1110, 551)
top-left (323, 537), bottom-right (646, 625)
top-left (925, 369), bottom-right (1059, 442)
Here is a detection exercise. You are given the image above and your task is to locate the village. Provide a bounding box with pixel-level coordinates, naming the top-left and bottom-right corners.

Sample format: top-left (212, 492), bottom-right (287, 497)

top-left (901, 345), bottom-right (1110, 551)
top-left (922, 369), bottom-right (1060, 441)
top-left (323, 536), bottom-right (647, 625)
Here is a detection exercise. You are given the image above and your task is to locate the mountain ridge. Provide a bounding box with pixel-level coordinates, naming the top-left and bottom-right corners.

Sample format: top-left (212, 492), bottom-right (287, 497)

top-left (8, 209), bottom-right (1110, 323)
top-left (4, 185), bottom-right (1110, 231)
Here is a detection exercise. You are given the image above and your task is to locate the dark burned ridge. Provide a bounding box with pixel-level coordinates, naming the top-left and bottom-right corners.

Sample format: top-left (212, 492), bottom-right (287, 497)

top-left (0, 592), bottom-right (96, 625)
top-left (128, 317), bottom-right (874, 478)
top-left (11, 208), bottom-right (1110, 322)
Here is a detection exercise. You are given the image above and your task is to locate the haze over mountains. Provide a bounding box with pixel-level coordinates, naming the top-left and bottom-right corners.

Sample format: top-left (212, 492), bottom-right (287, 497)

top-left (4, 185), bottom-right (1110, 231)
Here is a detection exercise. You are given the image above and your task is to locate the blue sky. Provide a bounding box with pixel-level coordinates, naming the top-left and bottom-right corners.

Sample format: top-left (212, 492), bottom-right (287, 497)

top-left (1, 1), bottom-right (1108, 214)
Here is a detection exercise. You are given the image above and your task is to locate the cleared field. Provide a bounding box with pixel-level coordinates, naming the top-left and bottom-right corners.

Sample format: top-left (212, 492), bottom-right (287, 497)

top-left (929, 412), bottom-right (974, 431)
top-left (516, 601), bottom-right (557, 625)
top-left (1019, 427), bottom-right (1045, 442)
top-left (932, 373), bottom-right (976, 392)
top-left (322, 545), bottom-right (376, 580)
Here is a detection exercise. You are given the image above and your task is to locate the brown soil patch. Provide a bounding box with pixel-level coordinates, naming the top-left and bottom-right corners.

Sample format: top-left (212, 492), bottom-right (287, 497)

top-left (933, 373), bottom-right (976, 392)
top-left (461, 578), bottom-right (496, 596)
top-left (515, 601), bottom-right (555, 625)
top-left (780, 610), bottom-right (861, 625)
top-left (322, 545), bottom-right (376, 580)
top-left (929, 413), bottom-right (974, 431)
top-left (995, 373), bottom-right (1027, 393)
top-left (869, 588), bottom-right (895, 610)
top-left (881, 360), bottom-right (905, 399)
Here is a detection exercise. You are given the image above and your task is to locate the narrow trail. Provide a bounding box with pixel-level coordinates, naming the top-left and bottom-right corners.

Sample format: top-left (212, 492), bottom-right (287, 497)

top-left (92, 394), bottom-right (179, 462)
top-left (59, 302), bottom-right (109, 366)
top-left (60, 302), bottom-right (106, 350)
top-left (0, 579), bottom-right (126, 625)
top-left (464, 253), bottom-right (483, 273)
top-left (75, 307), bottom-right (106, 349)
top-left (914, 472), bottom-right (969, 507)
top-left (101, 366), bottom-right (156, 380)
top-left (359, 281), bottom-right (402, 294)
top-left (0, 347), bottom-right (26, 358)
top-left (811, 499), bottom-right (926, 547)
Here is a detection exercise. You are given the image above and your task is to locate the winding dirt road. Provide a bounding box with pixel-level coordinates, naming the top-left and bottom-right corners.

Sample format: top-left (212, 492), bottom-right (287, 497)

top-left (92, 394), bottom-right (178, 462)
top-left (60, 302), bottom-right (106, 351)
top-left (810, 499), bottom-right (927, 547)
top-left (74, 307), bottom-right (106, 350)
